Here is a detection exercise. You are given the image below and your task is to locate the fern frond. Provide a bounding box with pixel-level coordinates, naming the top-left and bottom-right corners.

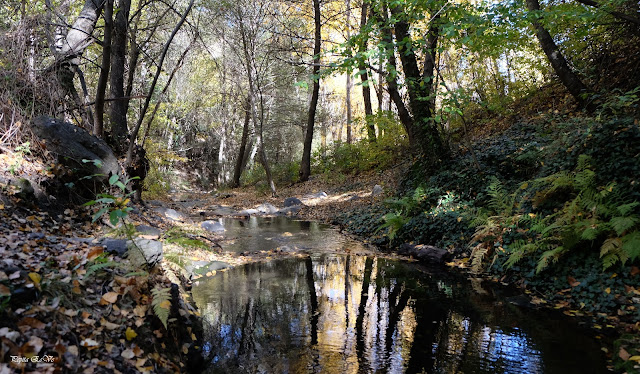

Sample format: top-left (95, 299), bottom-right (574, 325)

top-left (85, 261), bottom-right (118, 278)
top-left (622, 232), bottom-right (640, 260)
top-left (470, 244), bottom-right (489, 274)
top-left (610, 216), bottom-right (638, 236)
top-left (151, 286), bottom-right (172, 329)
top-left (617, 202), bottom-right (640, 216)
top-left (536, 246), bottom-right (564, 273)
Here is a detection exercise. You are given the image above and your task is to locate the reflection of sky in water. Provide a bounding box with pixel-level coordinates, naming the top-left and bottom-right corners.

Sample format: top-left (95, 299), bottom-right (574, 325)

top-left (193, 223), bottom-right (606, 374)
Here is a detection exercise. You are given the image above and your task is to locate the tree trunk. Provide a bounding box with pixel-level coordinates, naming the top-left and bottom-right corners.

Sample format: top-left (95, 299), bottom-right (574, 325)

top-left (525, 0), bottom-right (594, 109)
top-left (109, 0), bottom-right (131, 152)
top-left (389, 4), bottom-right (446, 160)
top-left (346, 0), bottom-right (353, 144)
top-left (358, 0), bottom-right (376, 142)
top-left (300, 0), bottom-right (322, 182)
top-left (57, 0), bottom-right (103, 62)
top-left (239, 13), bottom-right (277, 196)
top-left (94, 0), bottom-right (113, 138)
top-left (232, 96), bottom-right (252, 188)
top-left (305, 256), bottom-right (319, 346)
top-left (373, 3), bottom-right (413, 142)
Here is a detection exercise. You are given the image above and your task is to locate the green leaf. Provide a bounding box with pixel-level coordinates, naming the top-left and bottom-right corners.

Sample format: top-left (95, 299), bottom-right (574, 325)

top-left (92, 207), bottom-right (109, 223)
top-left (109, 175), bottom-right (119, 186)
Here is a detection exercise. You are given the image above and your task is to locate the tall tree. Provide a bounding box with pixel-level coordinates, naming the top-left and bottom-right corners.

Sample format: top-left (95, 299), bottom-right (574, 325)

top-left (109, 0), bottom-right (131, 151)
top-left (525, 0), bottom-right (594, 109)
top-left (300, 0), bottom-right (322, 182)
top-left (388, 2), bottom-right (447, 160)
top-left (358, 0), bottom-right (376, 142)
top-left (346, 0), bottom-right (353, 144)
top-left (94, 0), bottom-right (113, 138)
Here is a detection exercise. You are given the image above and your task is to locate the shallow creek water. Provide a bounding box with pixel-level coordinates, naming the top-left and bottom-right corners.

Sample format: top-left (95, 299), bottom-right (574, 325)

top-left (192, 217), bottom-right (607, 373)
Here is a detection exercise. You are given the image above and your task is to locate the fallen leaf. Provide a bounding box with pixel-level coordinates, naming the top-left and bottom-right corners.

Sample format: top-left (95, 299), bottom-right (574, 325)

top-left (67, 346), bottom-right (78, 356)
top-left (567, 276), bottom-right (580, 287)
top-left (620, 347), bottom-right (631, 361)
top-left (100, 292), bottom-right (119, 304)
top-left (629, 356), bottom-right (640, 362)
top-left (121, 348), bottom-right (135, 359)
top-left (87, 247), bottom-right (104, 261)
top-left (18, 317), bottom-right (46, 330)
top-left (605, 287), bottom-right (611, 294)
top-left (100, 318), bottom-right (119, 330)
top-left (28, 272), bottom-right (41, 288)
top-left (20, 336), bottom-right (44, 357)
top-left (631, 266), bottom-right (640, 277)
top-left (0, 284), bottom-right (10, 296)
top-left (126, 327), bottom-right (137, 341)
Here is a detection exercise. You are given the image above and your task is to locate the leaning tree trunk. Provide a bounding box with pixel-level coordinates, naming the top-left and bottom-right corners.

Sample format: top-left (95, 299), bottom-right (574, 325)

top-left (53, 0), bottom-right (103, 130)
top-left (525, 0), bottom-right (594, 110)
top-left (300, 0), bottom-right (322, 182)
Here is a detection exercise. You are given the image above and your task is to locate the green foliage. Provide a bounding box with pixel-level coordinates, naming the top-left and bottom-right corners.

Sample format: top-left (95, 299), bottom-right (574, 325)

top-left (312, 112), bottom-right (408, 175)
top-left (142, 139), bottom-right (186, 200)
top-left (151, 286), bottom-right (172, 329)
top-left (84, 173), bottom-right (137, 226)
top-left (164, 227), bottom-right (208, 250)
top-left (474, 156), bottom-right (640, 274)
top-left (85, 253), bottom-right (119, 278)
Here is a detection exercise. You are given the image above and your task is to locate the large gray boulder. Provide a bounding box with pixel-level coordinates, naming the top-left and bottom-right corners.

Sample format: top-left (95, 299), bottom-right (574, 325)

top-left (31, 116), bottom-right (119, 180)
top-left (128, 239), bottom-right (163, 267)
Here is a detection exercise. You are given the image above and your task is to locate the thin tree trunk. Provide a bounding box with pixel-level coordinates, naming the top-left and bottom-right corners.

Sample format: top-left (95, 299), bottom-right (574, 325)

top-left (346, 0), bottom-right (353, 144)
top-left (239, 13), bottom-right (277, 196)
top-left (300, 0), bottom-right (322, 182)
top-left (94, 0), bottom-right (113, 138)
top-left (358, 0), bottom-right (376, 142)
top-left (525, 0), bottom-right (594, 109)
top-left (373, 3), bottom-right (413, 142)
top-left (305, 256), bottom-right (319, 346)
top-left (232, 95), bottom-right (252, 188)
top-left (125, 0), bottom-right (194, 167)
top-left (109, 0), bottom-right (131, 151)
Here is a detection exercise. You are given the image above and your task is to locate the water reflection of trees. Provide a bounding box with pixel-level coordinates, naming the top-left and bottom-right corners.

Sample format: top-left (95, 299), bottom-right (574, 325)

top-left (196, 254), bottom-right (598, 373)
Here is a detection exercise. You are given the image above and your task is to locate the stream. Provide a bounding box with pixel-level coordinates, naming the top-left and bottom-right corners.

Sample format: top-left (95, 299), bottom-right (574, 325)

top-left (192, 217), bottom-right (607, 373)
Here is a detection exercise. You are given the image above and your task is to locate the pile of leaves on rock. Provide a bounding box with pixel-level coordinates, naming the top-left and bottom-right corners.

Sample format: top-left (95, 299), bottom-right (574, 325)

top-left (0, 181), bottom-right (203, 373)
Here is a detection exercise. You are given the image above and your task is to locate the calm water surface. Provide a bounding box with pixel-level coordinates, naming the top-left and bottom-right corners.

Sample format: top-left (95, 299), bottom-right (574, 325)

top-left (192, 218), bottom-right (606, 373)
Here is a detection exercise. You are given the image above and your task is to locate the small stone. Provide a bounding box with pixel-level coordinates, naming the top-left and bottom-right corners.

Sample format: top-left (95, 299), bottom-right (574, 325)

top-left (283, 197), bottom-right (302, 207)
top-left (256, 203), bottom-right (278, 214)
top-left (201, 220), bottom-right (226, 233)
top-left (372, 185), bottom-right (384, 196)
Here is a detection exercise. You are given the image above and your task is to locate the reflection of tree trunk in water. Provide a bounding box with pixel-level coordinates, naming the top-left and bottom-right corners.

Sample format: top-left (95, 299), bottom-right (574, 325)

top-left (344, 255), bottom-right (351, 337)
top-left (405, 300), bottom-right (447, 373)
top-left (305, 256), bottom-right (319, 345)
top-left (355, 257), bottom-right (373, 367)
top-left (237, 297), bottom-right (254, 357)
top-left (385, 284), bottom-right (410, 355)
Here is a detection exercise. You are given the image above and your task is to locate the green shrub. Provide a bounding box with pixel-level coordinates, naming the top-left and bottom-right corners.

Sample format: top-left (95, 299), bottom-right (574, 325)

top-left (312, 111), bottom-right (408, 175)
